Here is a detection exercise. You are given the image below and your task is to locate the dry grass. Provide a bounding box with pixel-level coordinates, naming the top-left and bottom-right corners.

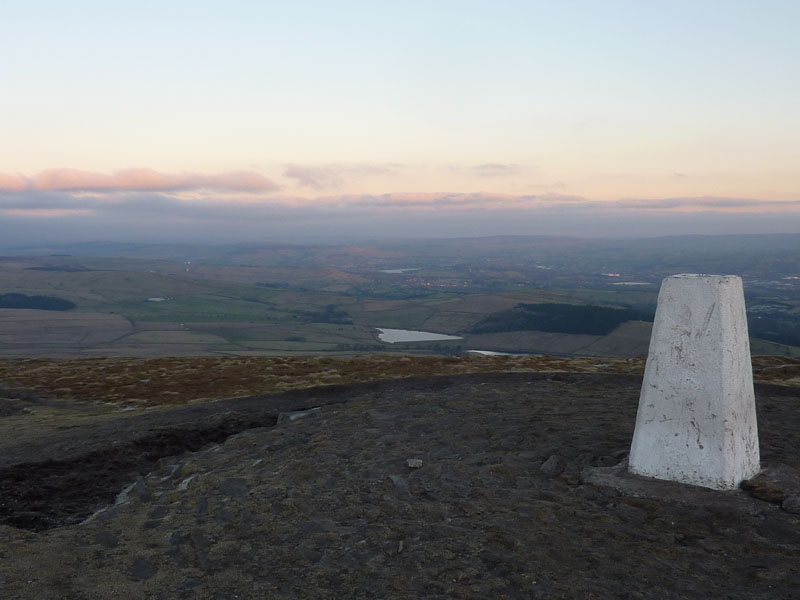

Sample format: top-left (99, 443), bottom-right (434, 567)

top-left (1, 354), bottom-right (797, 409)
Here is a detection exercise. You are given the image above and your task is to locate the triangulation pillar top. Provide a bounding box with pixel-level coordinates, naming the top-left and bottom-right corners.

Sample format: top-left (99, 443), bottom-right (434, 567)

top-left (628, 274), bottom-right (760, 490)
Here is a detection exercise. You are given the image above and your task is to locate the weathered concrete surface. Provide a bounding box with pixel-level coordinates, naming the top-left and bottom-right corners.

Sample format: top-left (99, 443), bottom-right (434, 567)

top-left (629, 274), bottom-right (760, 490)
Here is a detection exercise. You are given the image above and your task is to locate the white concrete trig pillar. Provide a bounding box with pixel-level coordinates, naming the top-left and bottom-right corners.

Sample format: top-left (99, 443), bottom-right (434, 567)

top-left (629, 274), bottom-right (760, 490)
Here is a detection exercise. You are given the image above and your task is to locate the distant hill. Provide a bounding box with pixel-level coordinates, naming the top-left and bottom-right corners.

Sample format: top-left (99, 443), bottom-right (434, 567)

top-left (4, 233), bottom-right (800, 277)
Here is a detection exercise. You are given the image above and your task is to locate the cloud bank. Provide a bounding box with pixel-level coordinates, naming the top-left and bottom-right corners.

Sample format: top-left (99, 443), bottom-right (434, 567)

top-left (283, 163), bottom-right (402, 190)
top-left (283, 164), bottom-right (343, 190)
top-left (1, 167), bottom-right (799, 245)
top-left (0, 169), bottom-right (279, 193)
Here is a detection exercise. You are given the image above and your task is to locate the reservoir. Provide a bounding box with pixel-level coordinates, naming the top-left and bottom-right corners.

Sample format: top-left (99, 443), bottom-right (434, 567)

top-left (377, 328), bottom-right (463, 343)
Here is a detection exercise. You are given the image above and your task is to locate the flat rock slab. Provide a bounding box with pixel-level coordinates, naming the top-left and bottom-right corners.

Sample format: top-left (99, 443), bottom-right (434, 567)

top-left (584, 461), bottom-right (798, 514)
top-left (0, 373), bottom-right (798, 599)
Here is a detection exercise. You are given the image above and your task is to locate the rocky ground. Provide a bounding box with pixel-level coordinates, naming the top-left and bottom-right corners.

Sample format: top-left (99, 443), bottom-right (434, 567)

top-left (0, 358), bottom-right (799, 599)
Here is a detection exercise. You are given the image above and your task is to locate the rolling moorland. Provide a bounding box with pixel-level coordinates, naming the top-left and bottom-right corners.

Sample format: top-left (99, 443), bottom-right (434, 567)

top-left (0, 233), bottom-right (799, 358)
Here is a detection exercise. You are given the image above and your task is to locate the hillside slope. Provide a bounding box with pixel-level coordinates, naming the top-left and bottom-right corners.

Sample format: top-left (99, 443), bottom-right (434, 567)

top-left (0, 369), bottom-right (798, 599)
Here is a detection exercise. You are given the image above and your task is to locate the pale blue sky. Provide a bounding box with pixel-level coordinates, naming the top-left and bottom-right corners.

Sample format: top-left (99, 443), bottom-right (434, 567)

top-left (1, 1), bottom-right (799, 243)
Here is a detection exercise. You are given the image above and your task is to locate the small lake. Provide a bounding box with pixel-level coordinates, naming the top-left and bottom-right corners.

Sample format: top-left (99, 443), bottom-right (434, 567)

top-left (377, 328), bottom-right (463, 343)
top-left (380, 268), bottom-right (419, 274)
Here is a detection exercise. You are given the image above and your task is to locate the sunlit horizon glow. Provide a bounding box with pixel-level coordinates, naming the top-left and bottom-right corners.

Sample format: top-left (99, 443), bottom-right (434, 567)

top-left (2, 1), bottom-right (799, 243)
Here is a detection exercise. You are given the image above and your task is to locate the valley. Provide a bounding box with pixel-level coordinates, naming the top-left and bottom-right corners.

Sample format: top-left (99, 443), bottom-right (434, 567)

top-left (0, 234), bottom-right (799, 358)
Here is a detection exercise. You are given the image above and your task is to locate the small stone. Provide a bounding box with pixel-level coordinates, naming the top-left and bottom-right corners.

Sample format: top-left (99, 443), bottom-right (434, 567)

top-left (94, 531), bottom-right (119, 549)
top-left (168, 531), bottom-right (186, 545)
top-left (239, 510), bottom-right (255, 532)
top-left (134, 477), bottom-right (152, 502)
top-left (129, 557), bottom-right (158, 580)
top-left (177, 475), bottom-right (195, 491)
top-left (406, 458), bottom-right (423, 469)
top-left (219, 477), bottom-right (249, 499)
top-left (596, 455), bottom-right (618, 467)
top-left (178, 579), bottom-right (203, 591)
top-left (741, 477), bottom-right (785, 503)
top-left (190, 529), bottom-right (210, 551)
top-left (540, 455), bottom-right (566, 476)
top-left (115, 483), bottom-right (135, 505)
top-left (277, 407), bottom-right (320, 425)
top-left (215, 510), bottom-right (234, 523)
top-left (389, 474), bottom-right (410, 495)
top-left (148, 505), bottom-right (169, 519)
top-left (559, 473), bottom-right (581, 486)
top-left (195, 497), bottom-right (208, 518)
top-left (301, 547), bottom-right (322, 563)
top-left (782, 494), bottom-right (800, 514)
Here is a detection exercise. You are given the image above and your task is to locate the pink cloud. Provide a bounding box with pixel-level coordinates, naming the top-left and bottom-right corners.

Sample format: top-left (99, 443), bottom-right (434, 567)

top-left (2, 209), bottom-right (93, 217)
top-left (0, 168), bottom-right (279, 193)
top-left (0, 172), bottom-right (27, 191)
top-left (3, 178), bottom-right (799, 223)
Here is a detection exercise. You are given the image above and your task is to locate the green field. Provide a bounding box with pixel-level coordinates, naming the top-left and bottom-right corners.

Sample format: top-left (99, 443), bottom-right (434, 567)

top-left (1, 252), bottom-right (799, 358)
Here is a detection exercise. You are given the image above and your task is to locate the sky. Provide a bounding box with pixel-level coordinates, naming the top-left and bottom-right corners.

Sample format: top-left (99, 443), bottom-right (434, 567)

top-left (1, 1), bottom-right (799, 245)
